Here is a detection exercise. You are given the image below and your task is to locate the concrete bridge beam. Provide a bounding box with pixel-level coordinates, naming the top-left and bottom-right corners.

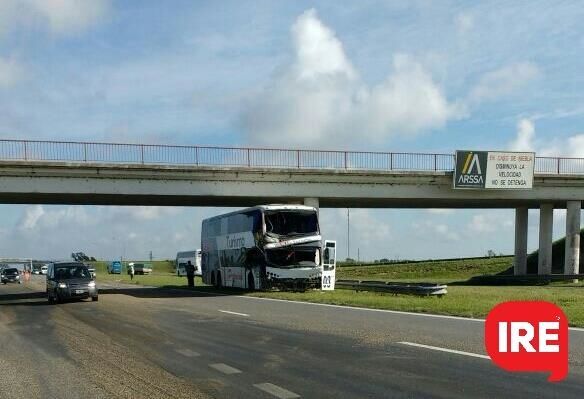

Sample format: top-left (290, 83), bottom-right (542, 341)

top-left (565, 200), bottom-right (581, 282)
top-left (538, 204), bottom-right (554, 275)
top-left (514, 207), bottom-right (528, 275)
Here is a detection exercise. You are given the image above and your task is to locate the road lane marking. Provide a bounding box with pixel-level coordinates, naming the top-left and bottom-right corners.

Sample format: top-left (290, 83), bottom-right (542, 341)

top-left (398, 341), bottom-right (490, 360)
top-left (175, 348), bottom-right (200, 357)
top-left (253, 383), bottom-right (300, 399)
top-left (178, 288), bottom-right (584, 333)
top-left (209, 363), bottom-right (242, 375)
top-left (218, 310), bottom-right (249, 317)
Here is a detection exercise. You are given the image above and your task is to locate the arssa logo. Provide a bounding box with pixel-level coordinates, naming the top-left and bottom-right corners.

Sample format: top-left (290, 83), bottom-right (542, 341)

top-left (454, 151), bottom-right (487, 188)
top-left (485, 301), bottom-right (569, 382)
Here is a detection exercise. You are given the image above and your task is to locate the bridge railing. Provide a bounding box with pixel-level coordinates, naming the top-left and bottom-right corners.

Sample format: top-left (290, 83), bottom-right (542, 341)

top-left (1, 139), bottom-right (583, 174)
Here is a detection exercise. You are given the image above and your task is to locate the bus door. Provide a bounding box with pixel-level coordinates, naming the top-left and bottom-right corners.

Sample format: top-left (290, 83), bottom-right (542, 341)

top-left (321, 240), bottom-right (336, 290)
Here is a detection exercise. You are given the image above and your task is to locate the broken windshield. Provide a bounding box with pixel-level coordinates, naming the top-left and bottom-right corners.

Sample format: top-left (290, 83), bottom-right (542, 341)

top-left (264, 211), bottom-right (319, 237)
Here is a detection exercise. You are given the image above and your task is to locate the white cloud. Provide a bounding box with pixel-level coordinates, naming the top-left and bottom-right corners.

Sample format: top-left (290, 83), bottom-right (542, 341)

top-left (20, 205), bottom-right (44, 230)
top-left (455, 12), bottom-right (474, 34)
top-left (412, 220), bottom-right (460, 241)
top-left (469, 214), bottom-right (496, 233)
top-left (509, 118), bottom-right (535, 152)
top-left (469, 62), bottom-right (540, 103)
top-left (0, 57), bottom-right (24, 88)
top-left (426, 209), bottom-right (454, 215)
top-left (508, 118), bottom-right (584, 157)
top-left (244, 9), bottom-right (460, 146)
top-left (123, 206), bottom-right (181, 221)
top-left (0, 0), bottom-right (109, 36)
top-left (18, 205), bottom-right (94, 232)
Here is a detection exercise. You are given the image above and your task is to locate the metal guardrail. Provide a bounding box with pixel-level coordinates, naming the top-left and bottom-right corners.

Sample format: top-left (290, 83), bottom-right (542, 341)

top-left (1, 139), bottom-right (584, 174)
top-left (336, 279), bottom-right (448, 296)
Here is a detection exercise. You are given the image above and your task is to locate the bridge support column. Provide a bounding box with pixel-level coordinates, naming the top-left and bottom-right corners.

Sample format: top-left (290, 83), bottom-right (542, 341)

top-left (514, 207), bottom-right (528, 275)
top-left (304, 197), bottom-right (319, 214)
top-left (538, 204), bottom-right (554, 275)
top-left (565, 201), bottom-right (581, 282)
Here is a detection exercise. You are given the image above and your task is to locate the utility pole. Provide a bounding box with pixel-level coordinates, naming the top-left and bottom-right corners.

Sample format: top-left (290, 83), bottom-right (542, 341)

top-left (358, 248), bottom-right (360, 264)
top-left (347, 209), bottom-right (350, 260)
top-left (149, 251), bottom-right (153, 261)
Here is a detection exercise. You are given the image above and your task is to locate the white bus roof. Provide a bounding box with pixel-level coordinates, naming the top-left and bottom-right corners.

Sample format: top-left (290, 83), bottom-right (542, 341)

top-left (202, 204), bottom-right (317, 223)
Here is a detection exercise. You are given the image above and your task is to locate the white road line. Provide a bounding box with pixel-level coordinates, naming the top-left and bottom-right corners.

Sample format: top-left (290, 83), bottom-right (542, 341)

top-left (218, 309), bottom-right (249, 317)
top-left (188, 289), bottom-right (584, 333)
top-left (398, 341), bottom-right (490, 360)
top-left (253, 383), bottom-right (300, 399)
top-left (209, 363), bottom-right (242, 375)
top-left (175, 348), bottom-right (200, 357)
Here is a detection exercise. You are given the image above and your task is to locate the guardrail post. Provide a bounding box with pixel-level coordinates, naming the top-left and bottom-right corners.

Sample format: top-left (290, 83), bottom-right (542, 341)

top-left (344, 151), bottom-right (348, 169)
top-left (557, 158), bottom-right (561, 174)
top-left (389, 153), bottom-right (393, 170)
top-left (23, 141), bottom-right (27, 160)
top-left (195, 146), bottom-right (199, 166)
top-left (83, 143), bottom-right (87, 162)
top-left (434, 154), bottom-right (437, 171)
top-left (297, 150), bottom-right (300, 168)
top-left (247, 148), bottom-right (251, 167)
top-left (140, 145), bottom-right (144, 164)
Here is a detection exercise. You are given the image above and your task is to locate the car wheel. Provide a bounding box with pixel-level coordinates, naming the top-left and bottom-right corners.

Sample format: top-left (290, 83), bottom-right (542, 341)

top-left (248, 272), bottom-right (255, 291)
top-left (217, 272), bottom-right (223, 288)
top-left (92, 296), bottom-right (98, 302)
top-left (18, 281), bottom-right (22, 284)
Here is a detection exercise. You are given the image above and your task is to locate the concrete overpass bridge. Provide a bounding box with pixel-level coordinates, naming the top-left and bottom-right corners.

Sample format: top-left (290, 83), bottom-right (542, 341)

top-left (1, 139), bottom-right (584, 278)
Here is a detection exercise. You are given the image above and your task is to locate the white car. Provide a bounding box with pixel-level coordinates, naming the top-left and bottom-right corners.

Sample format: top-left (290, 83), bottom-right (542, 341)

top-left (40, 265), bottom-right (48, 275)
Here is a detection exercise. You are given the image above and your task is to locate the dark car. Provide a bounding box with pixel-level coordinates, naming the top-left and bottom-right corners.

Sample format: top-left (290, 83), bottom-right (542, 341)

top-left (46, 262), bottom-right (98, 303)
top-left (1, 268), bottom-right (21, 284)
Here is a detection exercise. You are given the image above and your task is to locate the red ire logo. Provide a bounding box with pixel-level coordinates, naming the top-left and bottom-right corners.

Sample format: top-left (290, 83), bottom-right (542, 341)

top-left (485, 301), bottom-right (569, 382)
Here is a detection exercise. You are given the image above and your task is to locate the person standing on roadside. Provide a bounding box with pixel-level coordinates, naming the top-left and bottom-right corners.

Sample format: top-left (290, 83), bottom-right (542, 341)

top-left (186, 260), bottom-right (195, 288)
top-left (129, 263), bottom-right (135, 281)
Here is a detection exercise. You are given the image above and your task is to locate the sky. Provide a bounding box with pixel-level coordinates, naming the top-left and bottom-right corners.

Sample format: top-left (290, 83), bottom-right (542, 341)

top-left (1, 0), bottom-right (584, 261)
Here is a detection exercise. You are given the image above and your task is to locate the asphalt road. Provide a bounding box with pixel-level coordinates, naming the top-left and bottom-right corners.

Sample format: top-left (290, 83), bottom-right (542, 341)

top-left (0, 276), bottom-right (582, 399)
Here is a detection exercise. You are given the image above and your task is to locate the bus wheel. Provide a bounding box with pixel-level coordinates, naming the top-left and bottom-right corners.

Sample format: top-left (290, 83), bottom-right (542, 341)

top-left (248, 272), bottom-right (255, 291)
top-left (211, 271), bottom-right (216, 286)
top-left (217, 272), bottom-right (223, 288)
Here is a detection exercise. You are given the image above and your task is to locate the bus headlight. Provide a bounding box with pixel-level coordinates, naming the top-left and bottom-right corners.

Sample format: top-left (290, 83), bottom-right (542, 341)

top-left (88, 281), bottom-right (96, 288)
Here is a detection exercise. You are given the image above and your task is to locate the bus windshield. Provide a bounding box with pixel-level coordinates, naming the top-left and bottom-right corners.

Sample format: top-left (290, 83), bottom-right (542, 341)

top-left (265, 211), bottom-right (319, 237)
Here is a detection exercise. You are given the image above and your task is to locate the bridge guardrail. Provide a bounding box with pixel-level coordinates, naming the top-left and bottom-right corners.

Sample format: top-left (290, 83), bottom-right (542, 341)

top-left (336, 279), bottom-right (448, 296)
top-left (1, 139), bottom-right (583, 174)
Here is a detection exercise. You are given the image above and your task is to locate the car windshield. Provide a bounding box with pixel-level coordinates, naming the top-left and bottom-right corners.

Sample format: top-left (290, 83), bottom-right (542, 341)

top-left (4, 268), bottom-right (18, 275)
top-left (264, 211), bottom-right (319, 237)
top-left (55, 266), bottom-right (91, 280)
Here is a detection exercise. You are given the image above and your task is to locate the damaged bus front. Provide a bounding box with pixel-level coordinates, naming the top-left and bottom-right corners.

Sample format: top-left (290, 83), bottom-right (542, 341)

top-left (201, 205), bottom-right (329, 290)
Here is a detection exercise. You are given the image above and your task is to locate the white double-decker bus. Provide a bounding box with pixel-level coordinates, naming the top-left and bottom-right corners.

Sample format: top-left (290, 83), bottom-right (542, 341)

top-left (201, 205), bottom-right (334, 290)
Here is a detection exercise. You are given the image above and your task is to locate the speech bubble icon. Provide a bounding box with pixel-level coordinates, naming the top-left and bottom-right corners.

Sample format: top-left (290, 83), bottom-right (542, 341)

top-left (485, 301), bottom-right (569, 382)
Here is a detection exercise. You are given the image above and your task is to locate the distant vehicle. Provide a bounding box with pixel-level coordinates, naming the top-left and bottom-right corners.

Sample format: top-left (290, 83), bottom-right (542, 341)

top-left (201, 205), bottom-right (335, 290)
top-left (40, 265), bottom-right (48, 275)
top-left (87, 267), bottom-right (96, 278)
top-left (46, 262), bottom-right (98, 303)
top-left (1, 268), bottom-right (21, 284)
top-left (108, 261), bottom-right (122, 274)
top-left (176, 250), bottom-right (202, 277)
top-left (128, 263), bottom-right (152, 275)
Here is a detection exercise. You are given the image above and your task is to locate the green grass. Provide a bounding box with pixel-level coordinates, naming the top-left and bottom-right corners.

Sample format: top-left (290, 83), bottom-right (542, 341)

top-left (88, 257), bottom-right (584, 328)
top-left (338, 256), bottom-right (512, 283)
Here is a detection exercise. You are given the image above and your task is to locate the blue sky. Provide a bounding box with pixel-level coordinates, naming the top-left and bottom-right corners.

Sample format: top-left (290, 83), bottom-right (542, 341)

top-left (1, 0), bottom-right (584, 260)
